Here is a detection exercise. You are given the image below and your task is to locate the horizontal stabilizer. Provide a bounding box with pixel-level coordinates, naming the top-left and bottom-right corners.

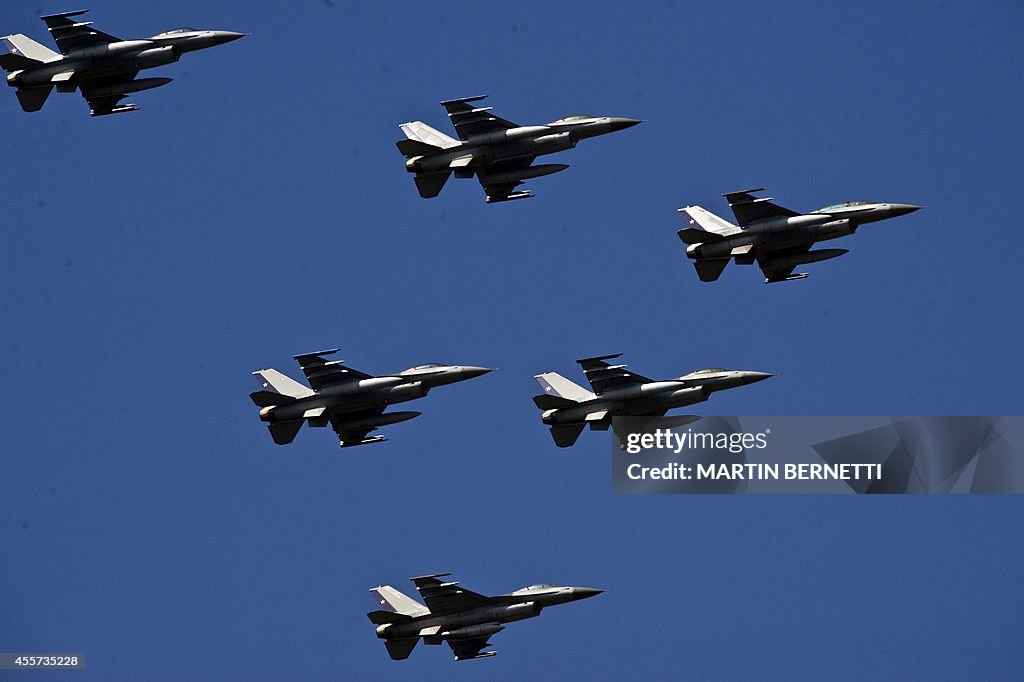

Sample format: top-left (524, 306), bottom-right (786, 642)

top-left (367, 610), bottom-right (412, 625)
top-left (385, 638), bottom-right (419, 660)
top-left (15, 86), bottom-right (52, 112)
top-left (533, 394), bottom-right (577, 410)
top-left (414, 171), bottom-right (451, 198)
top-left (694, 258), bottom-right (730, 282)
top-left (0, 53), bottom-right (40, 72)
top-left (249, 390), bottom-right (294, 408)
top-left (550, 423), bottom-right (586, 448)
top-left (396, 138), bottom-right (440, 157)
top-left (268, 420), bottom-right (303, 445)
top-left (677, 227), bottom-right (726, 245)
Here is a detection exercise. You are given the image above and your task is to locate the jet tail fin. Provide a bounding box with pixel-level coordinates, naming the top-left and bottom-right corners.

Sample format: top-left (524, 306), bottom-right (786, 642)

top-left (15, 86), bottom-right (53, 112)
top-left (534, 372), bottom-right (596, 402)
top-left (400, 121), bottom-right (459, 149)
top-left (384, 638), bottom-right (419, 660)
top-left (414, 171), bottom-right (451, 198)
top-left (370, 586), bottom-right (428, 617)
top-left (678, 206), bottom-right (739, 237)
top-left (550, 423), bottom-right (586, 448)
top-left (1, 34), bottom-right (59, 63)
top-left (268, 420), bottom-right (303, 445)
top-left (252, 369), bottom-right (314, 399)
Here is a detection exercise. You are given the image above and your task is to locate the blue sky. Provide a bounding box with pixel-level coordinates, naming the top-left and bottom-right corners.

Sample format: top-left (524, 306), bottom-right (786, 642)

top-left (1, 1), bottom-right (1022, 679)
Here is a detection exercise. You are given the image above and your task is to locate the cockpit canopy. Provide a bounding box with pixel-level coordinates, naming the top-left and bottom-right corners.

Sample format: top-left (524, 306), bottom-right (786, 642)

top-left (523, 583), bottom-right (555, 590)
top-left (817, 200), bottom-right (873, 212)
top-left (551, 114), bottom-right (596, 124)
top-left (693, 368), bottom-right (726, 375)
top-left (406, 363), bottom-right (445, 371)
top-left (156, 27), bottom-right (199, 36)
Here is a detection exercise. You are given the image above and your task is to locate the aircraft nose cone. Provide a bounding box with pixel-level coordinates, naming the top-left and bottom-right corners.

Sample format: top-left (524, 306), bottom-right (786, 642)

top-left (741, 371), bottom-right (775, 385)
top-left (608, 117), bottom-right (642, 131)
top-left (213, 31), bottom-right (248, 45)
top-left (572, 587), bottom-right (604, 600)
top-left (889, 203), bottom-right (924, 217)
top-left (460, 366), bottom-right (494, 380)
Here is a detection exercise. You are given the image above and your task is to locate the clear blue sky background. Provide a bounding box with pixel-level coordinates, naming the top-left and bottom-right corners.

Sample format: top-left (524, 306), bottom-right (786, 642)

top-left (2, 1), bottom-right (1022, 680)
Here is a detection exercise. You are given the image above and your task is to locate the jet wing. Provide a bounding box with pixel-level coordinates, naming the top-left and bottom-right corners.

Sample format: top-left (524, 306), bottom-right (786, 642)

top-left (578, 354), bottom-right (655, 395)
top-left (442, 96), bottom-right (518, 141)
top-left (411, 573), bottom-right (493, 614)
top-left (329, 407), bottom-right (385, 447)
top-left (79, 72), bottom-right (137, 116)
top-left (447, 637), bottom-right (495, 661)
top-left (724, 188), bottom-right (800, 228)
top-left (477, 156), bottom-right (535, 203)
top-left (293, 349), bottom-right (372, 391)
top-left (756, 244), bottom-right (812, 282)
top-left (42, 10), bottom-right (121, 55)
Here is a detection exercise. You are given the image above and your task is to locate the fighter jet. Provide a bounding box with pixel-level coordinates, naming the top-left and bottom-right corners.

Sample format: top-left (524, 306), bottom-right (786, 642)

top-left (1, 10), bottom-right (246, 116)
top-left (397, 96), bottom-right (642, 203)
top-left (533, 354), bottom-right (773, 447)
top-left (368, 573), bottom-right (603, 661)
top-left (678, 188), bottom-right (924, 283)
top-left (249, 349), bottom-right (492, 448)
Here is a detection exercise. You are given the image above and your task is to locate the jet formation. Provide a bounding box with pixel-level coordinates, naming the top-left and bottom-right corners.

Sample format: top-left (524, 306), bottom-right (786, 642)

top-left (533, 354), bottom-right (773, 447)
top-left (250, 349), bottom-right (491, 447)
top-left (679, 188), bottom-right (923, 283)
top-left (397, 96), bottom-right (641, 203)
top-left (368, 573), bottom-right (602, 661)
top-left (0, 10), bottom-right (245, 116)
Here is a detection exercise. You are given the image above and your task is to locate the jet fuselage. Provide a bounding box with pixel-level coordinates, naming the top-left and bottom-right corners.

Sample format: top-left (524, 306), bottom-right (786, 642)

top-left (375, 586), bottom-right (602, 644)
top-left (258, 366), bottom-right (490, 424)
top-left (541, 371), bottom-right (772, 426)
top-left (686, 203), bottom-right (919, 261)
top-left (6, 31), bottom-right (245, 89)
top-left (405, 117), bottom-right (641, 175)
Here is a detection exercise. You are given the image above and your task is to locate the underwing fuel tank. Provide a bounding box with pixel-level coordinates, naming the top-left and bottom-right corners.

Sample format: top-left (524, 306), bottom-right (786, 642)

top-left (442, 623), bottom-right (505, 640)
top-left (84, 77), bottom-right (173, 98)
top-left (769, 248), bottom-right (849, 270)
top-left (479, 164), bottom-right (569, 185)
top-left (332, 411), bottom-right (421, 432)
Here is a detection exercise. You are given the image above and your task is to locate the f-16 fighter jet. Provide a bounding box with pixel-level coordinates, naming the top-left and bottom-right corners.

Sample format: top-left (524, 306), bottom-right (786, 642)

top-left (397, 96), bottom-right (641, 203)
top-left (678, 188), bottom-right (923, 283)
top-left (249, 349), bottom-right (492, 448)
top-left (368, 573), bottom-right (603, 661)
top-left (1, 10), bottom-right (246, 116)
top-left (533, 354), bottom-right (773, 447)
